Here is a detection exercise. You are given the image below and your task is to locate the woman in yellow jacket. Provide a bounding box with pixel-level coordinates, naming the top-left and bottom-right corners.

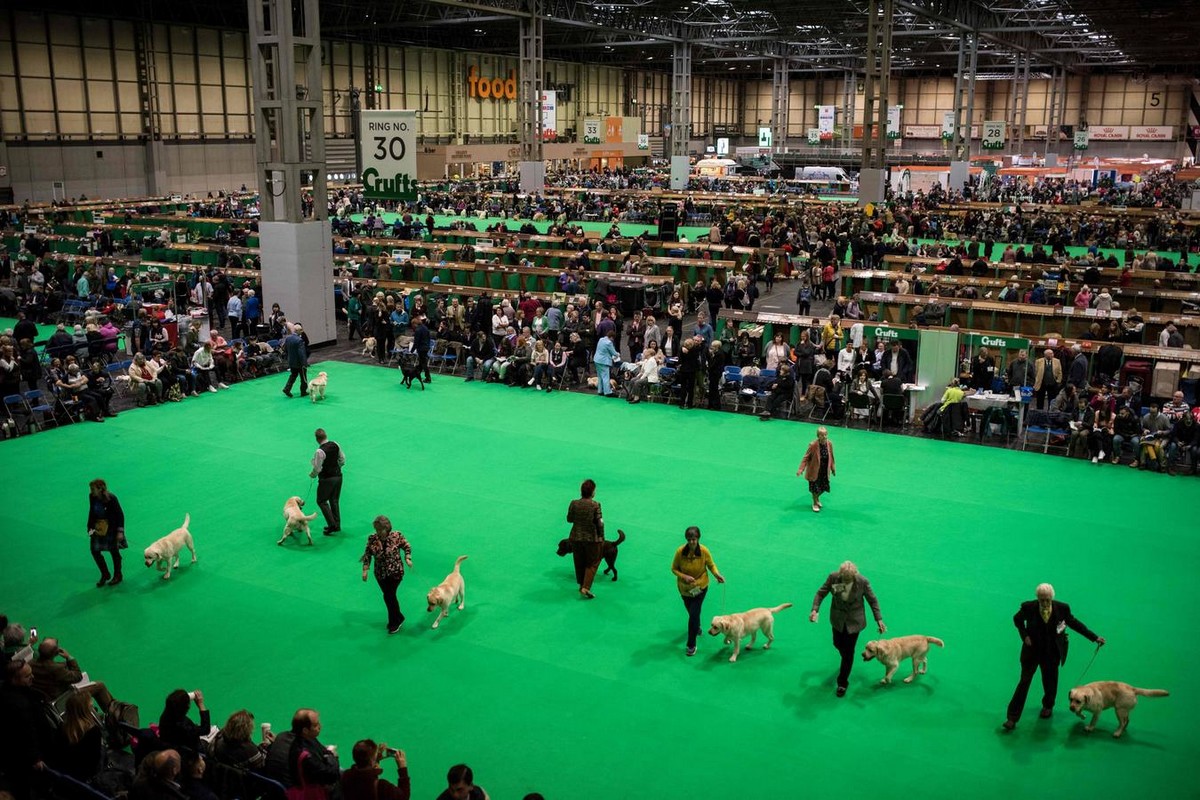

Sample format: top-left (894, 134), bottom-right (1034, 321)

top-left (671, 526), bottom-right (725, 657)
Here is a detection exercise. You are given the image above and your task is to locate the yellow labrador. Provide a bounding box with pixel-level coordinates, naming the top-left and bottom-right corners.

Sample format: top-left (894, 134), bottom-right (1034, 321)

top-left (861, 635), bottom-right (945, 684)
top-left (707, 603), bottom-right (792, 662)
top-left (426, 555), bottom-right (468, 629)
top-left (1068, 681), bottom-right (1169, 738)
top-left (143, 514), bottom-right (196, 580)
top-left (278, 496), bottom-right (318, 546)
top-left (308, 371), bottom-right (328, 403)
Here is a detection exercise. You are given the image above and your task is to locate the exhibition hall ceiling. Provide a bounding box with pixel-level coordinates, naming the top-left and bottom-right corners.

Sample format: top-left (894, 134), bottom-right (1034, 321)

top-left (28, 0), bottom-right (1200, 74)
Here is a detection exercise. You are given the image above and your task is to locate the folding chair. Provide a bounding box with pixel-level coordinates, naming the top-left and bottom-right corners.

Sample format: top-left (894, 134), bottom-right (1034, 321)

top-left (719, 365), bottom-right (742, 410)
top-left (805, 386), bottom-right (830, 422)
top-left (880, 393), bottom-right (906, 430)
top-left (3, 394), bottom-right (28, 438)
top-left (23, 390), bottom-right (57, 431)
top-left (845, 391), bottom-right (878, 430)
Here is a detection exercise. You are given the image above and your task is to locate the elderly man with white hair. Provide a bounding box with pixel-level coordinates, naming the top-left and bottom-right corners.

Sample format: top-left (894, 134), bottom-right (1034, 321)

top-left (1003, 583), bottom-right (1105, 731)
top-left (810, 561), bottom-right (886, 698)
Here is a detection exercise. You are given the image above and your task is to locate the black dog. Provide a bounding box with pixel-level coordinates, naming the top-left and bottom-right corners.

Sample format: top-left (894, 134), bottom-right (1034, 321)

top-left (556, 529), bottom-right (626, 581)
top-left (397, 352), bottom-right (425, 390)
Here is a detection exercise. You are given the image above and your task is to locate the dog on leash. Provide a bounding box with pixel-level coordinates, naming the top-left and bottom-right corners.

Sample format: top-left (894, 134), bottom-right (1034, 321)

top-left (426, 555), bottom-right (467, 629)
top-left (361, 337), bottom-right (377, 357)
top-left (861, 635), bottom-right (945, 684)
top-left (143, 514), bottom-right (196, 580)
top-left (1068, 681), bottom-right (1170, 738)
top-left (278, 496), bottom-right (318, 546)
top-left (398, 351), bottom-right (425, 390)
top-left (308, 371), bottom-right (328, 403)
top-left (556, 529), bottom-right (626, 581)
top-left (707, 603), bottom-right (793, 662)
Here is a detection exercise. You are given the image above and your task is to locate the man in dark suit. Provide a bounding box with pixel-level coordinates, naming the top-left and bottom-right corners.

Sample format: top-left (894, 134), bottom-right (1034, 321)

top-left (881, 341), bottom-right (913, 383)
top-left (810, 561), bottom-right (886, 697)
top-left (1003, 583), bottom-right (1105, 730)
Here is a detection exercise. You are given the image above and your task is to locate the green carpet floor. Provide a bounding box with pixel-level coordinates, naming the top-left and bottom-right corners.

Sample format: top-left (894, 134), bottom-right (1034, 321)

top-left (0, 362), bottom-right (1196, 799)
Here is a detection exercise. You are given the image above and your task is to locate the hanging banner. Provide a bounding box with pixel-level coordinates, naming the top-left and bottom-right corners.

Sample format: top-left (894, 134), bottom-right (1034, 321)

top-left (886, 106), bottom-right (902, 140)
top-left (807, 128), bottom-right (821, 145)
top-left (818, 106), bottom-right (835, 141)
top-left (583, 119), bottom-right (601, 144)
top-left (1130, 126), bottom-right (1172, 141)
top-left (716, 137), bottom-right (730, 155)
top-left (941, 112), bottom-right (956, 141)
top-left (540, 90), bottom-right (557, 141)
top-left (637, 133), bottom-right (649, 150)
top-left (605, 117), bottom-right (623, 143)
top-left (758, 126), bottom-right (773, 148)
top-left (1073, 130), bottom-right (1090, 151)
top-left (359, 109), bottom-right (418, 201)
top-left (982, 120), bottom-right (1006, 150)
top-left (1090, 126), bottom-right (1129, 141)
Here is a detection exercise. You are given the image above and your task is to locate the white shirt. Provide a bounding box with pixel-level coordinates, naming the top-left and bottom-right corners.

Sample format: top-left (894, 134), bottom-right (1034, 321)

top-left (227, 296), bottom-right (243, 319)
top-left (836, 348), bottom-right (857, 374)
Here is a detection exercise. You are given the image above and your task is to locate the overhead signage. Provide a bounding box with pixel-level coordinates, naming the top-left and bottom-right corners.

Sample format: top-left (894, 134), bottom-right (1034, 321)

top-left (716, 137), bottom-right (730, 155)
top-left (818, 106), bottom-right (835, 141)
top-left (360, 110), bottom-right (418, 201)
top-left (637, 134), bottom-right (649, 150)
top-left (467, 66), bottom-right (516, 100)
top-left (1073, 130), bottom-right (1090, 151)
top-left (807, 128), bottom-right (821, 145)
top-left (1090, 126), bottom-right (1128, 140)
top-left (886, 106), bottom-right (902, 140)
top-left (540, 90), bottom-right (557, 140)
top-left (758, 126), bottom-right (773, 148)
top-left (1131, 126), bottom-right (1172, 141)
top-left (583, 118), bottom-right (601, 144)
top-left (941, 112), bottom-right (955, 141)
top-left (982, 120), bottom-right (1006, 150)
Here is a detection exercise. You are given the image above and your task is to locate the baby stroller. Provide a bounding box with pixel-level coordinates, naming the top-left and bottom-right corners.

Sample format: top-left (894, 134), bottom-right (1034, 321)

top-left (397, 348), bottom-right (425, 390)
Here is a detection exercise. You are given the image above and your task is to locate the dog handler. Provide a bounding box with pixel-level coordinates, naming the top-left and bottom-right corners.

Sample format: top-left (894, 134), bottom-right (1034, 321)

top-left (810, 560), bottom-right (885, 697)
top-left (310, 428), bottom-right (345, 535)
top-left (797, 426), bottom-right (835, 513)
top-left (1002, 582), bottom-right (1105, 730)
top-left (566, 479), bottom-right (604, 599)
top-left (361, 515), bottom-right (413, 635)
top-left (87, 478), bottom-right (127, 587)
top-left (671, 526), bottom-right (725, 657)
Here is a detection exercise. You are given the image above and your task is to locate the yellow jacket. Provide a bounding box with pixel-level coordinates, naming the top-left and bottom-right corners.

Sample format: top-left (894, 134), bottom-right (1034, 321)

top-left (672, 544), bottom-right (718, 596)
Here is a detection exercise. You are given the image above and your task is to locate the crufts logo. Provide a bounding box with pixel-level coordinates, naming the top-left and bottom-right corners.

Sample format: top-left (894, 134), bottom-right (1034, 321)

top-left (467, 66), bottom-right (517, 100)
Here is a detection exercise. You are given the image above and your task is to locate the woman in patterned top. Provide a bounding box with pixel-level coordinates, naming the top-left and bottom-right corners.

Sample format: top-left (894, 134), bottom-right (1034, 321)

top-left (361, 515), bottom-right (413, 634)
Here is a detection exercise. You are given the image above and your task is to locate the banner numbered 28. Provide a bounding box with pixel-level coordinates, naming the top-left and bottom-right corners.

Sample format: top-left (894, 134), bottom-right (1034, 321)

top-left (359, 110), bottom-right (418, 201)
top-left (982, 120), bottom-right (1006, 150)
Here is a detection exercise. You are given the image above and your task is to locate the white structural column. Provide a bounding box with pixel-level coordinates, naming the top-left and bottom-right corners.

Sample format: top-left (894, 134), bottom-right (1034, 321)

top-left (518, 0), bottom-right (545, 192)
top-left (248, 0), bottom-right (335, 346)
top-left (669, 39), bottom-right (692, 190)
top-left (948, 31), bottom-right (978, 192)
top-left (771, 58), bottom-right (789, 154)
top-left (859, 0), bottom-right (892, 206)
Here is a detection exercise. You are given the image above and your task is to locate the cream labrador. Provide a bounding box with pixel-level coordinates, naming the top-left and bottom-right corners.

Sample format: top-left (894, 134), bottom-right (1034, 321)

top-left (308, 371), bottom-right (328, 403)
top-left (361, 337), bottom-right (377, 357)
top-left (143, 514), bottom-right (196, 580)
top-left (1068, 681), bottom-right (1169, 738)
top-left (278, 496), bottom-right (318, 546)
top-left (707, 603), bottom-right (792, 662)
top-left (426, 555), bottom-right (468, 629)
top-left (861, 635), bottom-right (945, 684)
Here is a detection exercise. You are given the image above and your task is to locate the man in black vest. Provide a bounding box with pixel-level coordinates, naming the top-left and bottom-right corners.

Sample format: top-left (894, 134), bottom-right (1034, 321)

top-left (1003, 582), bottom-right (1104, 730)
top-left (309, 428), bottom-right (345, 535)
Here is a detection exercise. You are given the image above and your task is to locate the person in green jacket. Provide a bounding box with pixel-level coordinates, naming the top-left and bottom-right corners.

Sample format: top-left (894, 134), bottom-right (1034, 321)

top-left (348, 295), bottom-right (362, 341)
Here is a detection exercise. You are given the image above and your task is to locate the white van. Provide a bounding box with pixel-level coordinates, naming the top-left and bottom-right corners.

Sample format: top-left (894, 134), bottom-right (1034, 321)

top-left (796, 166), bottom-right (851, 183)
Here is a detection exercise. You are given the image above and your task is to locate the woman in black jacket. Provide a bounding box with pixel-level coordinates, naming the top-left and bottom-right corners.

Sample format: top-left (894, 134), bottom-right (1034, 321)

top-left (87, 478), bottom-right (126, 587)
top-left (158, 689), bottom-right (212, 754)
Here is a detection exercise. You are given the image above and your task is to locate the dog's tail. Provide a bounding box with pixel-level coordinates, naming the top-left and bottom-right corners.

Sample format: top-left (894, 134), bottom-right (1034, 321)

top-left (304, 511), bottom-right (318, 521)
top-left (181, 513), bottom-right (191, 530)
top-left (770, 603), bottom-right (794, 613)
top-left (1133, 688), bottom-right (1169, 698)
top-left (452, 555), bottom-right (468, 572)
top-left (613, 529), bottom-right (626, 545)
top-left (925, 637), bottom-right (945, 648)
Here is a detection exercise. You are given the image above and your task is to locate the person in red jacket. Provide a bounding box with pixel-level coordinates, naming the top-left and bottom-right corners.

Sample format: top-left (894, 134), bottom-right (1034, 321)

top-left (340, 741), bottom-right (410, 800)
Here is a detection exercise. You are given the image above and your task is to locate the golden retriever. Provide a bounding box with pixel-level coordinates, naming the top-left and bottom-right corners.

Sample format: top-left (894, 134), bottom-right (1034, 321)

top-left (1068, 681), bottom-right (1169, 738)
top-left (426, 555), bottom-right (468, 629)
top-left (861, 635), bottom-right (945, 684)
top-left (361, 337), bottom-right (377, 357)
top-left (707, 603), bottom-right (792, 662)
top-left (308, 371), bottom-right (328, 403)
top-left (143, 514), bottom-right (196, 580)
top-left (278, 496), bottom-right (318, 546)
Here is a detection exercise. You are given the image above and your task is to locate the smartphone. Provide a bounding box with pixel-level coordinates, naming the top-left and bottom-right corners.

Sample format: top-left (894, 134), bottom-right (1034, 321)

top-left (29, 627), bottom-right (37, 640)
top-left (383, 748), bottom-right (399, 757)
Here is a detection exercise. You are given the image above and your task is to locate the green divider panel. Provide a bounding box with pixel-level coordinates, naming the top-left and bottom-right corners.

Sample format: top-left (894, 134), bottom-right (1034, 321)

top-left (505, 273), bottom-right (520, 291)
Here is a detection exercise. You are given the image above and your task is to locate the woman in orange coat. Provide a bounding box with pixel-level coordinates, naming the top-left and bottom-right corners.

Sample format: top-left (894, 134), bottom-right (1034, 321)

top-left (797, 426), bottom-right (836, 513)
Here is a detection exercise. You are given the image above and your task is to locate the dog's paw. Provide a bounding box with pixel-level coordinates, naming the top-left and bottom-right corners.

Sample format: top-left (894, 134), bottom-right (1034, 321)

top-left (903, 676), bottom-right (915, 683)
top-left (277, 539), bottom-right (284, 546)
top-left (1084, 725), bottom-right (1095, 733)
top-left (728, 655), bottom-right (738, 663)
top-left (880, 678), bottom-right (890, 684)
top-left (1112, 730), bottom-right (1123, 739)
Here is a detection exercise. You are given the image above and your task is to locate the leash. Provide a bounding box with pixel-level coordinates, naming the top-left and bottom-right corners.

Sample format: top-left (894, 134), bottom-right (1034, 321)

top-left (719, 580), bottom-right (727, 615)
top-left (1074, 642), bottom-right (1103, 684)
top-left (302, 476), bottom-right (314, 505)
